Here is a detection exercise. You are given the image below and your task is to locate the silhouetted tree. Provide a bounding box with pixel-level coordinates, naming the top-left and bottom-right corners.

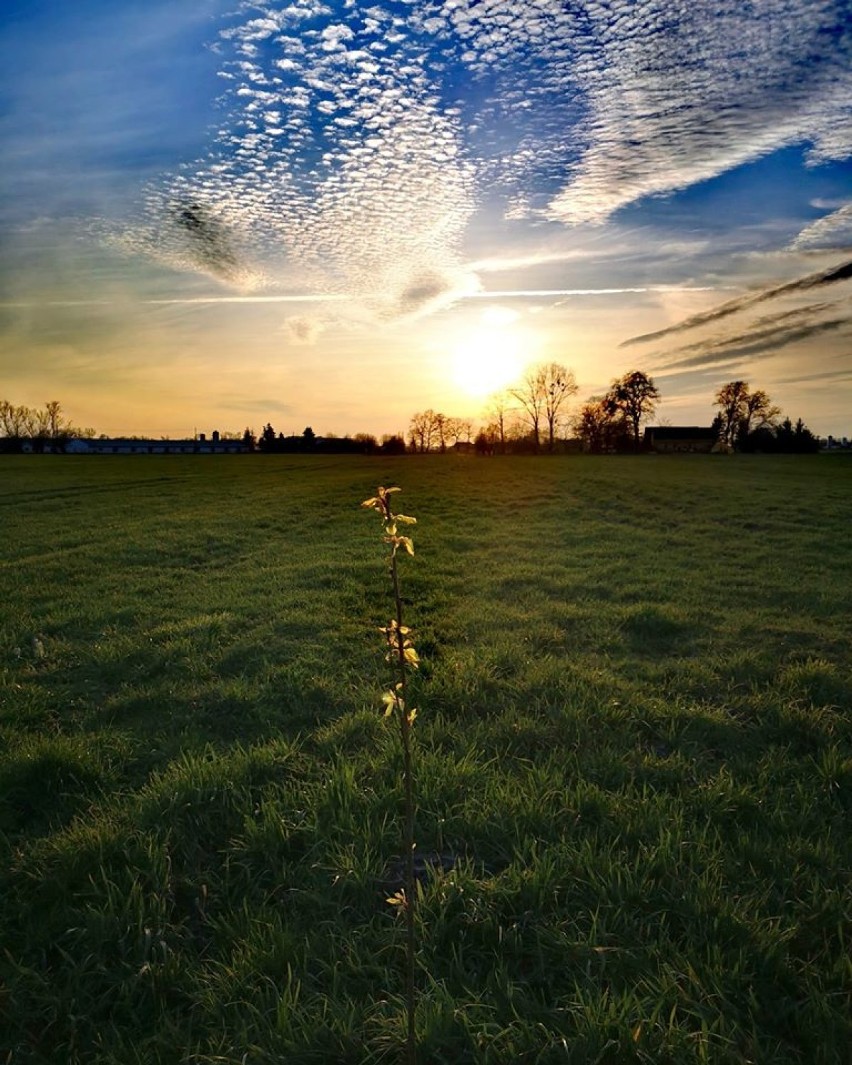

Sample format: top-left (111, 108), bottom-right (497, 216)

top-left (714, 381), bottom-right (779, 450)
top-left (749, 415), bottom-right (820, 453)
top-left (714, 381), bottom-right (750, 448)
top-left (543, 363), bottom-right (578, 451)
top-left (441, 417), bottom-right (465, 447)
top-left (576, 399), bottom-right (612, 453)
top-left (474, 429), bottom-right (494, 455)
top-left (509, 367), bottom-right (545, 451)
top-left (605, 371), bottom-right (660, 451)
top-left (433, 412), bottom-right (448, 452)
top-left (408, 409), bottom-right (468, 452)
top-left (575, 397), bottom-right (631, 453)
top-left (258, 423), bottom-right (277, 452)
top-left (0, 398), bottom-right (81, 452)
top-left (483, 390), bottom-right (514, 454)
top-left (737, 389), bottom-right (780, 448)
top-left (510, 362), bottom-right (577, 452)
top-left (45, 400), bottom-right (66, 440)
top-left (408, 410), bottom-right (435, 453)
top-left (380, 434), bottom-right (406, 455)
top-left (352, 432), bottom-right (377, 454)
top-left (790, 417), bottom-right (820, 453)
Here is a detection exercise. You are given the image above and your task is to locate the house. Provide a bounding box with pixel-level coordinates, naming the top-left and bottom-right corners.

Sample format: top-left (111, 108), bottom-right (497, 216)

top-left (643, 426), bottom-right (718, 453)
top-left (66, 431), bottom-right (249, 455)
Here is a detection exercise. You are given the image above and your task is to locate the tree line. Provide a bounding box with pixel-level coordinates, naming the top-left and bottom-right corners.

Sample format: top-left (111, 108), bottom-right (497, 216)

top-left (411, 365), bottom-right (661, 454)
top-left (410, 367), bottom-right (821, 455)
top-left (255, 424), bottom-right (407, 455)
top-left (711, 381), bottom-right (819, 453)
top-left (2, 375), bottom-right (824, 457)
top-left (0, 400), bottom-right (96, 453)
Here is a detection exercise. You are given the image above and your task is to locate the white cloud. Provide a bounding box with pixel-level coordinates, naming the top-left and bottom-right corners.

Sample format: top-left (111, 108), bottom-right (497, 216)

top-left (791, 203), bottom-right (852, 251)
top-left (116, 0), bottom-right (851, 316)
top-left (541, 2), bottom-right (852, 224)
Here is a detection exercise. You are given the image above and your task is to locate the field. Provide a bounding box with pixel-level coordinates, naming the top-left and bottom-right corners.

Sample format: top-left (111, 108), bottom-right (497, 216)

top-left (2, 453), bottom-right (851, 1064)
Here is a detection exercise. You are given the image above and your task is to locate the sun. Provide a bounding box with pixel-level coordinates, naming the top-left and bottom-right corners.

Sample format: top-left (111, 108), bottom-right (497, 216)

top-left (450, 309), bottom-right (529, 399)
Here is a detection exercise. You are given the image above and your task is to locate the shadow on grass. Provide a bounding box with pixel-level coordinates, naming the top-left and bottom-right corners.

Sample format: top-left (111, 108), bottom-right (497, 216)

top-left (0, 737), bottom-right (115, 837)
top-left (621, 605), bottom-right (700, 657)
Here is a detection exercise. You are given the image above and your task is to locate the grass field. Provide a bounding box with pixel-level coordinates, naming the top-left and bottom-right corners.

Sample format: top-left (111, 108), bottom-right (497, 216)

top-left (2, 453), bottom-right (851, 1063)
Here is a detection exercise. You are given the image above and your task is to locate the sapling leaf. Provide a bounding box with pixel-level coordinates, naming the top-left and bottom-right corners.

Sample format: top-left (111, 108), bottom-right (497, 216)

top-left (361, 482), bottom-right (419, 1064)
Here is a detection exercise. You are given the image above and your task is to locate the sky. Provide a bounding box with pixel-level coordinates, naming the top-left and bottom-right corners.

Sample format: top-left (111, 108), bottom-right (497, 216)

top-left (1, 0), bottom-right (851, 439)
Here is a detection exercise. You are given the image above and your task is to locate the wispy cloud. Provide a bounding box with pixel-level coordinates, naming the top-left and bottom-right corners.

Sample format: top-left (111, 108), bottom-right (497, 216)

top-left (471, 286), bottom-right (726, 300)
top-left (658, 317), bottom-right (849, 372)
top-left (773, 365), bottom-right (852, 386)
top-left (623, 259), bottom-right (852, 347)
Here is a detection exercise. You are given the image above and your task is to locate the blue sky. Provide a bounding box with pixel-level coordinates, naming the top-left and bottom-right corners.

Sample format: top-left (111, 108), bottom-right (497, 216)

top-left (1, 0), bottom-right (850, 438)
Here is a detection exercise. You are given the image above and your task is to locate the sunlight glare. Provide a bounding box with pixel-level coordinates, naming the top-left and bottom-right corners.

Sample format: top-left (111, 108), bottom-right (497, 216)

top-left (451, 309), bottom-right (529, 398)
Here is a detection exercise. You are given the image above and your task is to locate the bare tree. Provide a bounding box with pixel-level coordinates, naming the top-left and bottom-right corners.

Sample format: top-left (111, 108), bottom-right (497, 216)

top-left (408, 409), bottom-right (456, 452)
top-left (30, 406), bottom-right (51, 438)
top-left (44, 400), bottom-right (67, 439)
top-left (510, 362), bottom-right (576, 452)
top-left (408, 410), bottom-right (433, 453)
top-left (0, 401), bottom-right (32, 440)
top-left (432, 411), bottom-right (447, 452)
top-left (510, 367), bottom-right (546, 451)
top-left (542, 363), bottom-right (578, 451)
top-left (442, 417), bottom-right (468, 448)
top-left (483, 390), bottom-right (514, 454)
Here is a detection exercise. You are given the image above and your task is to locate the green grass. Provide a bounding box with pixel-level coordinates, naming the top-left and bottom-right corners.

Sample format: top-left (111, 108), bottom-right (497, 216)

top-left (1, 453), bottom-right (851, 1063)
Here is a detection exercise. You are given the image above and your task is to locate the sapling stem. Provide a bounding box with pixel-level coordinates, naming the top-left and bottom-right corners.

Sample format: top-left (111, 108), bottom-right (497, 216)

top-left (390, 543), bottom-right (417, 1065)
top-left (361, 485), bottom-right (419, 1065)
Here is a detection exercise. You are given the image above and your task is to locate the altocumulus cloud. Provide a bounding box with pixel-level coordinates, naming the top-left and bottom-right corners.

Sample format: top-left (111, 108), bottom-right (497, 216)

top-left (115, 0), bottom-right (852, 316)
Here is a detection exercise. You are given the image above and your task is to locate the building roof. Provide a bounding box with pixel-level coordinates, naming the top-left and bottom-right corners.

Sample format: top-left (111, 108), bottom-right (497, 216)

top-left (644, 426), bottom-right (717, 440)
